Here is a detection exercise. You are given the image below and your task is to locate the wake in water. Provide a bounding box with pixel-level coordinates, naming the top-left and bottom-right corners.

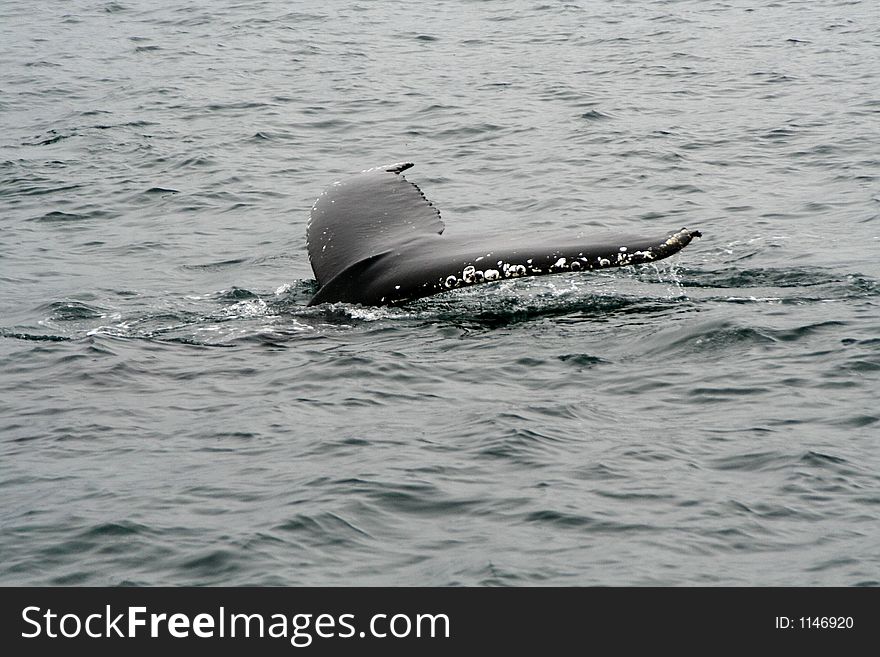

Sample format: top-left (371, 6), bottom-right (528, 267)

top-left (2, 261), bottom-right (876, 347)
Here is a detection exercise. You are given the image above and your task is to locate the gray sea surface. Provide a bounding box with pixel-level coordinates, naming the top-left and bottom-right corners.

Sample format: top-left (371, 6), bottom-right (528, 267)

top-left (1, 0), bottom-right (878, 585)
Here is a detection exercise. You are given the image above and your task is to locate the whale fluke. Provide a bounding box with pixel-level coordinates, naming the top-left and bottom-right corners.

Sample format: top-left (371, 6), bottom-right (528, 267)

top-left (306, 163), bottom-right (701, 306)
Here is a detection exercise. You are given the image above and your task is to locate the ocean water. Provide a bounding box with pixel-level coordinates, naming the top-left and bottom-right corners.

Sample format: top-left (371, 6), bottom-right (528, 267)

top-left (1, 0), bottom-right (878, 586)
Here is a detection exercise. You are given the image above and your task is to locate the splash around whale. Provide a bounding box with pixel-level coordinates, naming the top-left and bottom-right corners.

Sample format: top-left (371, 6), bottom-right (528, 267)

top-left (306, 162), bottom-right (701, 306)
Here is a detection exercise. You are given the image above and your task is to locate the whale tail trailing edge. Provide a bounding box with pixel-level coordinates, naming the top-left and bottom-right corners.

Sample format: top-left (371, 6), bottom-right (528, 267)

top-left (306, 163), bottom-right (701, 307)
top-left (307, 162), bottom-right (443, 287)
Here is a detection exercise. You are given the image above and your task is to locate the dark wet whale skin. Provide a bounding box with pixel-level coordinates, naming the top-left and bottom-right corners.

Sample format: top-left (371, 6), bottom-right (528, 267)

top-left (307, 163), bottom-right (701, 306)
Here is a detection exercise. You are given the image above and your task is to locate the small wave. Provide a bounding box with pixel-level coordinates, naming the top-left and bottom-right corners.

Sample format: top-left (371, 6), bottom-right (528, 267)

top-left (557, 353), bottom-right (608, 368)
top-left (710, 450), bottom-right (794, 473)
top-left (676, 267), bottom-right (879, 303)
top-left (30, 211), bottom-right (87, 223)
top-left (275, 511), bottom-right (372, 546)
top-left (37, 300), bottom-right (106, 321)
top-left (175, 549), bottom-right (241, 580)
top-left (22, 130), bottom-right (74, 146)
top-left (678, 266), bottom-right (834, 289)
top-left (523, 509), bottom-right (655, 533)
top-left (81, 521), bottom-right (151, 538)
top-left (580, 109), bottom-right (613, 121)
top-left (0, 330), bottom-right (70, 342)
top-left (182, 258), bottom-right (249, 271)
top-left (204, 101), bottom-right (270, 112)
top-left (218, 287), bottom-right (258, 300)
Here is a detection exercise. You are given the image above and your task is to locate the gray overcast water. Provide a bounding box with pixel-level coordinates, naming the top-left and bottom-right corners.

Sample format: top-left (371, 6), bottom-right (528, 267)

top-left (1, 0), bottom-right (878, 585)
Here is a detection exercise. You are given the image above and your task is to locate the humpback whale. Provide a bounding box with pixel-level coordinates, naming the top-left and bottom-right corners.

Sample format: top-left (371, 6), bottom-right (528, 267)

top-left (306, 162), bottom-right (701, 306)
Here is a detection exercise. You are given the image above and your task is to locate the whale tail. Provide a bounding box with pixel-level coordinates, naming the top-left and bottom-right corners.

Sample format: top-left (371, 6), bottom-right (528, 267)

top-left (306, 163), bottom-right (701, 306)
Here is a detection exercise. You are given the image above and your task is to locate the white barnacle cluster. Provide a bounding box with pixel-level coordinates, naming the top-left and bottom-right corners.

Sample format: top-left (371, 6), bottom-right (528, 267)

top-left (663, 233), bottom-right (683, 248)
top-left (461, 265), bottom-right (484, 284)
top-left (572, 254), bottom-right (593, 271)
top-left (615, 249), bottom-right (634, 266)
top-left (543, 255), bottom-right (591, 274)
top-left (543, 256), bottom-right (577, 273)
top-left (499, 262), bottom-right (526, 278)
top-left (441, 262), bottom-right (507, 290)
top-left (596, 246), bottom-right (656, 267)
top-left (437, 247), bottom-right (635, 293)
top-left (614, 245), bottom-right (657, 266)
